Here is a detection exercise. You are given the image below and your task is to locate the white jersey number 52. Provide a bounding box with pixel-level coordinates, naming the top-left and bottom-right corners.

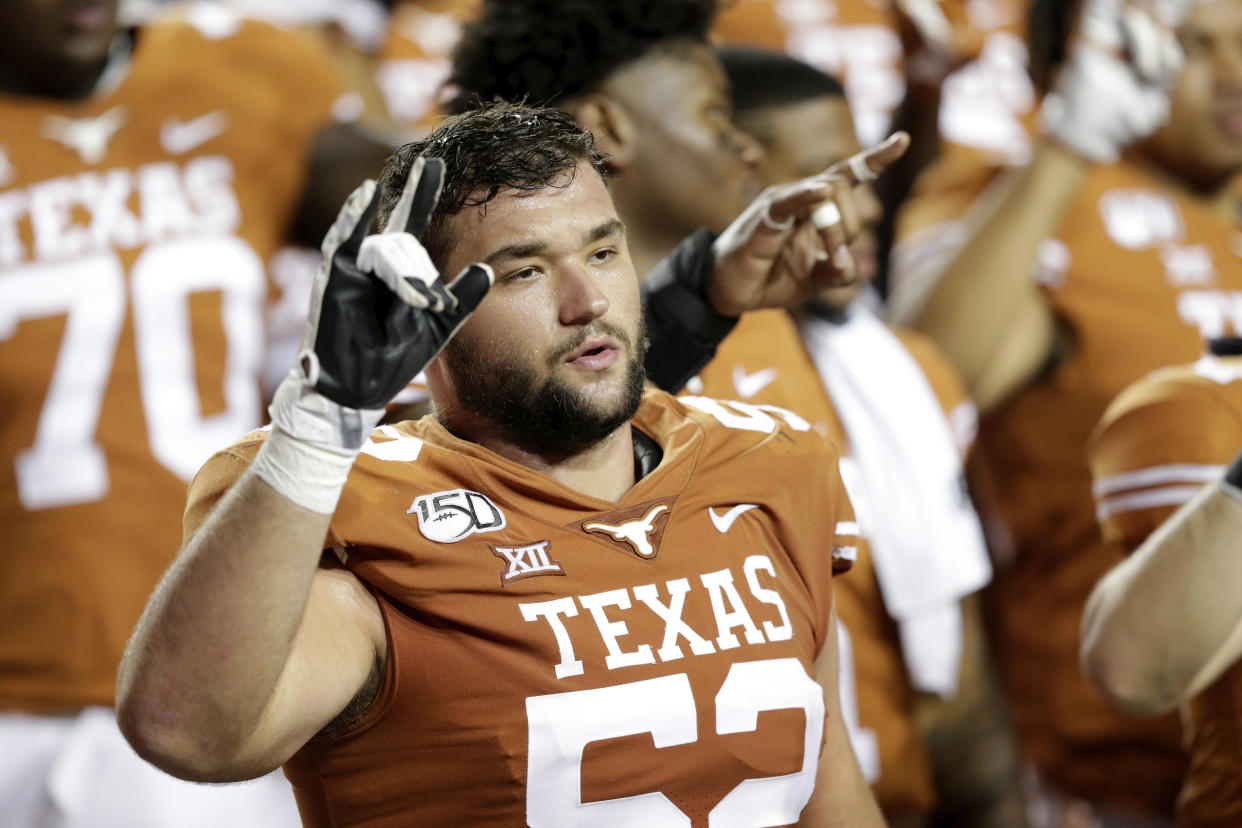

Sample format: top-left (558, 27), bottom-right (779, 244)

top-left (526, 657), bottom-right (823, 827)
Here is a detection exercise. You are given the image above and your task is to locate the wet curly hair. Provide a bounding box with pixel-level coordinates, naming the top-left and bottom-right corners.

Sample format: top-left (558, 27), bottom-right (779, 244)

top-left (447, 0), bottom-right (719, 115)
top-left (377, 101), bottom-right (609, 269)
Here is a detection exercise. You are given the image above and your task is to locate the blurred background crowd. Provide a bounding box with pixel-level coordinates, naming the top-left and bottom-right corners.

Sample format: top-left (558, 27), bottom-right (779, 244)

top-left (1, 0), bottom-right (1240, 825)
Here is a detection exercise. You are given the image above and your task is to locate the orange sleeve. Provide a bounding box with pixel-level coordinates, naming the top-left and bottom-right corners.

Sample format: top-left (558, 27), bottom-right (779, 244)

top-left (731, 405), bottom-right (857, 649)
top-left (712, 0), bottom-right (798, 50)
top-left (888, 158), bottom-right (1005, 317)
top-left (182, 430), bottom-right (355, 549)
top-left (228, 17), bottom-right (346, 144)
top-left (182, 437), bottom-right (265, 545)
top-left (1088, 380), bottom-right (1240, 553)
top-left (829, 459), bottom-right (859, 576)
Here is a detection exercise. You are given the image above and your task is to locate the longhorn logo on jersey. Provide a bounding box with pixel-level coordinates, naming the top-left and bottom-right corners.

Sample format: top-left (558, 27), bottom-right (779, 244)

top-left (42, 106), bottom-right (128, 164)
top-left (572, 497), bottom-right (676, 560)
top-left (409, 488), bottom-right (506, 543)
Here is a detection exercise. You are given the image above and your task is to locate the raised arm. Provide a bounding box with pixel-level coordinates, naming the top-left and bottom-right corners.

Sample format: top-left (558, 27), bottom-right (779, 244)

top-left (116, 158), bottom-right (492, 781)
top-left (899, 0), bottom-right (1191, 411)
top-left (904, 142), bottom-right (1084, 412)
top-left (117, 464), bottom-right (380, 781)
top-left (1082, 467), bottom-right (1242, 716)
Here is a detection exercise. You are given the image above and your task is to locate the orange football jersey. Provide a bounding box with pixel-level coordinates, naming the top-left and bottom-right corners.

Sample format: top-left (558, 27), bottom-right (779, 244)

top-left (374, 0), bottom-right (479, 135)
top-left (714, 0), bottom-right (1031, 151)
top-left (0, 10), bottom-right (342, 712)
top-left (713, 0), bottom-right (907, 146)
top-left (977, 160), bottom-right (1242, 815)
top-left (888, 0), bottom-right (1036, 317)
top-left (183, 389), bottom-right (857, 827)
top-left (1089, 355), bottom-right (1242, 828)
top-left (686, 307), bottom-right (977, 817)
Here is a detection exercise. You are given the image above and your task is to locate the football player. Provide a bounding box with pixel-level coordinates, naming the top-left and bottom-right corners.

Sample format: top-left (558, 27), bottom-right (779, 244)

top-left (1083, 337), bottom-right (1242, 827)
top-left (116, 101), bottom-right (885, 827)
top-left (715, 0), bottom-right (1038, 299)
top-left (370, 0), bottom-right (905, 422)
top-left (0, 1), bottom-right (392, 824)
top-left (887, 0), bottom-right (1242, 821)
top-left (708, 44), bottom-right (1026, 828)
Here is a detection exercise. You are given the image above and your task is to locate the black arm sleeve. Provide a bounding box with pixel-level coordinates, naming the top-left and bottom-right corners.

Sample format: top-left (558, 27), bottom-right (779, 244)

top-left (642, 229), bottom-right (739, 393)
top-left (1224, 446), bottom-right (1242, 493)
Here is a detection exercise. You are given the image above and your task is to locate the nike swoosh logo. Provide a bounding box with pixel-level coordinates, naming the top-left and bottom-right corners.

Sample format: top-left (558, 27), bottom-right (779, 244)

top-left (709, 504), bottom-right (757, 533)
top-left (732, 365), bottom-right (777, 399)
top-left (160, 111), bottom-right (228, 155)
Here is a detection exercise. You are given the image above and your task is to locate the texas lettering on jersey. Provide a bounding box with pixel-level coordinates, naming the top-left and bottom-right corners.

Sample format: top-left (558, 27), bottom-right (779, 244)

top-left (520, 554), bottom-right (799, 680)
top-left (0, 156), bottom-right (241, 268)
top-left (185, 390), bottom-right (856, 827)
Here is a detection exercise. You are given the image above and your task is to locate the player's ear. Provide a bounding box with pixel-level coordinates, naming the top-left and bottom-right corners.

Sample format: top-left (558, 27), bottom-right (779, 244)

top-left (573, 93), bottom-right (636, 172)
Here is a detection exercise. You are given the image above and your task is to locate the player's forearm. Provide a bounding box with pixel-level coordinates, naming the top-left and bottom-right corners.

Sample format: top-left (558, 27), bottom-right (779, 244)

top-left (912, 141), bottom-right (1088, 410)
top-left (800, 719), bottom-right (886, 828)
top-left (1082, 482), bottom-right (1242, 714)
top-left (117, 468), bottom-right (331, 779)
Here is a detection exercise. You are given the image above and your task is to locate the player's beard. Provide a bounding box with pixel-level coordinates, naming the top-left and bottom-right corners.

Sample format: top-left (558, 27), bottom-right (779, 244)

top-left (442, 318), bottom-right (648, 459)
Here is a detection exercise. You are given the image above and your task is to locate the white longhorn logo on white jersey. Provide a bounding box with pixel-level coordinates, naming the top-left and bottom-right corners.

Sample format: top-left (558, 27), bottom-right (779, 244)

top-left (583, 504), bottom-right (669, 558)
top-left (42, 106), bottom-right (128, 164)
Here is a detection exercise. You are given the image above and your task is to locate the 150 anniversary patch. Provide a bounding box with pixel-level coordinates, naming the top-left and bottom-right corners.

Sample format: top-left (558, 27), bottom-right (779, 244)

top-left (408, 489), bottom-right (507, 543)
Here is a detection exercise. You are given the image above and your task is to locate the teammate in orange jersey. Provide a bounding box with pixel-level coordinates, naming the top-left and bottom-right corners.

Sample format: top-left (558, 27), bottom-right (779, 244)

top-left (1082, 338), bottom-right (1242, 827)
top-left (116, 102), bottom-right (885, 827)
top-left (712, 0), bottom-right (906, 148)
top-left (714, 0), bottom-right (1037, 299)
top-left (706, 45), bottom-right (1026, 827)
top-left (888, 0), bottom-right (1242, 822)
top-left (0, 1), bottom-right (393, 824)
top-left (228, 0), bottom-right (479, 135)
top-left (713, 0), bottom-right (1029, 147)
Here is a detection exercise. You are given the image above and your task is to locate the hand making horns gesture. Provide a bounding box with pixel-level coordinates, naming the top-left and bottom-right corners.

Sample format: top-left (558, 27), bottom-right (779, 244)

top-left (707, 131), bottom-right (910, 317)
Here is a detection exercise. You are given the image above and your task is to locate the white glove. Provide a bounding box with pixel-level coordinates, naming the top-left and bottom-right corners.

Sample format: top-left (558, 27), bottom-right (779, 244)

top-left (252, 157), bottom-right (492, 514)
top-left (1042, 0), bottom-right (1190, 163)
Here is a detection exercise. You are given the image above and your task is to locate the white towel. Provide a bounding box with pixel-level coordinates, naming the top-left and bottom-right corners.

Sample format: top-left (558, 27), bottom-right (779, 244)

top-left (800, 305), bottom-right (992, 697)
